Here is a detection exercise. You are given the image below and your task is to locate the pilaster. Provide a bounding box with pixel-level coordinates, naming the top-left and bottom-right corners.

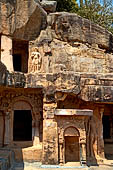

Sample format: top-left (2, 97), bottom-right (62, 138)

top-left (42, 95), bottom-right (58, 164)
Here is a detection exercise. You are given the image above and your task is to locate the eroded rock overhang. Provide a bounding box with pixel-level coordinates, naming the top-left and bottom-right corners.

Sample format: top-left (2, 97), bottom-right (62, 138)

top-left (47, 12), bottom-right (113, 51)
top-left (0, 0), bottom-right (47, 40)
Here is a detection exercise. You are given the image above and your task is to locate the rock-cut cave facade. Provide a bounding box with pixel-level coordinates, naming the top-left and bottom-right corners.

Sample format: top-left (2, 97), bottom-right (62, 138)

top-left (0, 0), bottom-right (113, 166)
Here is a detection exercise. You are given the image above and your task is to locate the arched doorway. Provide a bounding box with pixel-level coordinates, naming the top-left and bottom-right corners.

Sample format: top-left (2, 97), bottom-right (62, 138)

top-left (64, 127), bottom-right (80, 163)
top-left (13, 100), bottom-right (32, 141)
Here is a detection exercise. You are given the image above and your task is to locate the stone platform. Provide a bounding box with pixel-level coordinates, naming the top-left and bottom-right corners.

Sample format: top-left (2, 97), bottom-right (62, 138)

top-left (13, 146), bottom-right (42, 163)
top-left (4, 143), bottom-right (42, 163)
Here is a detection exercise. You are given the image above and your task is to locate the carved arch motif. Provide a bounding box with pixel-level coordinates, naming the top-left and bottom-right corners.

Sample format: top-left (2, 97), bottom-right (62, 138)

top-left (59, 123), bottom-right (80, 140)
top-left (64, 126), bottom-right (80, 137)
top-left (9, 96), bottom-right (40, 120)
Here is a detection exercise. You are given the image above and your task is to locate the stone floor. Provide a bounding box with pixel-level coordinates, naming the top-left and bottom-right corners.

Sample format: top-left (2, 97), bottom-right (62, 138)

top-left (11, 162), bottom-right (113, 170)
top-left (11, 166), bottom-right (113, 170)
top-left (90, 167), bottom-right (113, 170)
top-left (64, 162), bottom-right (81, 166)
top-left (1, 149), bottom-right (113, 170)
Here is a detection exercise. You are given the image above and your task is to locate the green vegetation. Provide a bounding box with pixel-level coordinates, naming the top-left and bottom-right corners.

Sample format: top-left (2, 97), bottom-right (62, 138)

top-left (53, 0), bottom-right (78, 12)
top-left (49, 0), bottom-right (113, 34)
top-left (77, 0), bottom-right (113, 34)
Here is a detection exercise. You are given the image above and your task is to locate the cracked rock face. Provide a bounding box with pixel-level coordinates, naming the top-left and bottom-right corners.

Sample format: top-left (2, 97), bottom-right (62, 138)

top-left (0, 0), bottom-right (47, 40)
top-left (29, 12), bottom-right (113, 75)
top-left (48, 12), bottom-right (113, 51)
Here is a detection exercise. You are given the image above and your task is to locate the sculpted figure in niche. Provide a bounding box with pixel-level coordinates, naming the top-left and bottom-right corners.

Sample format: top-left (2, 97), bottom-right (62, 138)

top-left (31, 47), bottom-right (42, 72)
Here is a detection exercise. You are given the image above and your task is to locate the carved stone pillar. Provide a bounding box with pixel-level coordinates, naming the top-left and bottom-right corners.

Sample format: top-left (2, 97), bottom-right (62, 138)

top-left (0, 111), bottom-right (4, 146)
top-left (33, 120), bottom-right (40, 145)
top-left (0, 110), bottom-right (10, 146)
top-left (98, 108), bottom-right (105, 158)
top-left (42, 98), bottom-right (58, 165)
top-left (4, 111), bottom-right (10, 145)
top-left (59, 137), bottom-right (64, 164)
top-left (80, 141), bottom-right (86, 165)
top-left (82, 143), bottom-right (86, 163)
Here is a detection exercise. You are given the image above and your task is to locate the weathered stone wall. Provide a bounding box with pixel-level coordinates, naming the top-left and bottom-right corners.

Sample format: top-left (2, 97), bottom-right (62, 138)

top-left (0, 61), bottom-right (7, 86)
top-left (1, 35), bottom-right (13, 71)
top-left (1, 71), bottom-right (113, 103)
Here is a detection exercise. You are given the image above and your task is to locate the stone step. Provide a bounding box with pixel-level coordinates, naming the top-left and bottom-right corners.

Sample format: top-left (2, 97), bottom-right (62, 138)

top-left (0, 150), bottom-right (14, 170)
top-left (12, 162), bottom-right (89, 170)
top-left (12, 145), bottom-right (42, 163)
top-left (11, 162), bottom-right (41, 170)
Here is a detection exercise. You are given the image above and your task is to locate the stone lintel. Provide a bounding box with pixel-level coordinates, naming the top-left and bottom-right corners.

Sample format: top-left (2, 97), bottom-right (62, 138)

top-left (54, 109), bottom-right (93, 116)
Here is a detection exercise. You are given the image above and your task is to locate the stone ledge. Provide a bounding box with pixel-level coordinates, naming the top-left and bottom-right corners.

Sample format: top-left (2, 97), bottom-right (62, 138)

top-left (54, 109), bottom-right (93, 116)
top-left (2, 72), bottom-right (113, 102)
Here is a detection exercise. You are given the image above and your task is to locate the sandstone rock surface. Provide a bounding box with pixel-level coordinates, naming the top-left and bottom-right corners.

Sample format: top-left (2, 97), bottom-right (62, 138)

top-left (41, 0), bottom-right (57, 13)
top-left (48, 12), bottom-right (113, 51)
top-left (0, 0), bottom-right (47, 40)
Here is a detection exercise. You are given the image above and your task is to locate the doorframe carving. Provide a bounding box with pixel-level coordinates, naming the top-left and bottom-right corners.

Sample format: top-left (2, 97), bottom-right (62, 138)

top-left (58, 122), bottom-right (87, 165)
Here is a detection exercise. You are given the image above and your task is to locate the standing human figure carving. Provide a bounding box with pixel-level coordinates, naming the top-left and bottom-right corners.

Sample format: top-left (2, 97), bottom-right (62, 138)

top-left (31, 48), bottom-right (42, 72)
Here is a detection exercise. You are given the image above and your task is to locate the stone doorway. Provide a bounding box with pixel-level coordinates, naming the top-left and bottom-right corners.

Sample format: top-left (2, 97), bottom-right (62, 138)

top-left (13, 110), bottom-right (32, 141)
top-left (65, 136), bottom-right (79, 163)
top-left (12, 39), bottom-right (29, 73)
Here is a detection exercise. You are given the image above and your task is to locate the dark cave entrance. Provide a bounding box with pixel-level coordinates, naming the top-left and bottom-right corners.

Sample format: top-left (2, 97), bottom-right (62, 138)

top-left (12, 39), bottom-right (29, 73)
top-left (103, 115), bottom-right (110, 139)
top-left (13, 54), bottom-right (22, 72)
top-left (13, 110), bottom-right (32, 141)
